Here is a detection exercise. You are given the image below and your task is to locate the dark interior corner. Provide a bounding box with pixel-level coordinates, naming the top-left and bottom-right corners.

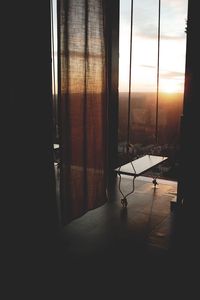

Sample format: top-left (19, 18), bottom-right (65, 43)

top-left (4, 0), bottom-right (200, 297)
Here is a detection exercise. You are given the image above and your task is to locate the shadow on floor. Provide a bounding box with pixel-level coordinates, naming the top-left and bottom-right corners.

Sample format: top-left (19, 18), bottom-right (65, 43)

top-left (14, 175), bottom-right (197, 297)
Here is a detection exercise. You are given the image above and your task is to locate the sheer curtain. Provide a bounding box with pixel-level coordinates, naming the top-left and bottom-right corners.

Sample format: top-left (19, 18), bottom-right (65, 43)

top-left (57, 0), bottom-right (116, 224)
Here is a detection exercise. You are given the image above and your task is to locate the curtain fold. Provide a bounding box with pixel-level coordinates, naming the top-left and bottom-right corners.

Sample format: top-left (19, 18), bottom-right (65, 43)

top-left (57, 0), bottom-right (110, 224)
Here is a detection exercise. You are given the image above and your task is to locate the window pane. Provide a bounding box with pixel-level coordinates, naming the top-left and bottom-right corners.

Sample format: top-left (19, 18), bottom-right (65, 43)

top-left (118, 0), bottom-right (188, 181)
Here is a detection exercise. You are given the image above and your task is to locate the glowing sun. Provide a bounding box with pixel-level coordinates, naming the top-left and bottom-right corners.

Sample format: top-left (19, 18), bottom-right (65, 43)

top-left (161, 80), bottom-right (180, 94)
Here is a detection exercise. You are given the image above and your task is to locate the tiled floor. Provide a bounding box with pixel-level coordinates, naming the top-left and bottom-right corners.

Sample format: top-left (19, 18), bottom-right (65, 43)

top-left (35, 172), bottom-right (198, 297)
top-left (61, 176), bottom-right (177, 255)
top-left (54, 176), bottom-right (184, 294)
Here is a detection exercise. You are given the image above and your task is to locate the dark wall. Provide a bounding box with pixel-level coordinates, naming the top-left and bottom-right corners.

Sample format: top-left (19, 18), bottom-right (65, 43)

top-left (4, 1), bottom-right (58, 289)
top-left (180, 0), bottom-right (200, 216)
top-left (172, 1), bottom-right (200, 260)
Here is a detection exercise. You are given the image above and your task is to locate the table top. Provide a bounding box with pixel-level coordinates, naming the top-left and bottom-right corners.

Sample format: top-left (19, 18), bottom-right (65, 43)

top-left (53, 143), bottom-right (59, 149)
top-left (115, 155), bottom-right (168, 176)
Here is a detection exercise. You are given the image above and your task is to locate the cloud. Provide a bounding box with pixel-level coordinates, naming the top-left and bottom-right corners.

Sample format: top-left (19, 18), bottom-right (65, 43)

top-left (140, 64), bottom-right (156, 69)
top-left (121, 0), bottom-right (188, 41)
top-left (135, 30), bottom-right (185, 41)
top-left (138, 65), bottom-right (184, 78)
top-left (162, 0), bottom-right (188, 13)
top-left (160, 70), bottom-right (184, 79)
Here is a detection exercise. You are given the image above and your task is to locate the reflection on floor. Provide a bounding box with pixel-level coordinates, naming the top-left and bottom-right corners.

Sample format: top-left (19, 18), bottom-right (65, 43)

top-left (47, 172), bottom-right (200, 298)
top-left (55, 177), bottom-right (188, 294)
top-left (61, 176), bottom-right (177, 256)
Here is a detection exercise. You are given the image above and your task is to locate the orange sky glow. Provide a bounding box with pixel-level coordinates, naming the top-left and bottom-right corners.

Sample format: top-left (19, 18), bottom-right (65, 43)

top-left (119, 0), bottom-right (188, 94)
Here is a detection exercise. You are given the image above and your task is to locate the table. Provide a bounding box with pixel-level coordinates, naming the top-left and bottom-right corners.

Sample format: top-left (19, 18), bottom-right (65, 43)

top-left (115, 155), bottom-right (168, 207)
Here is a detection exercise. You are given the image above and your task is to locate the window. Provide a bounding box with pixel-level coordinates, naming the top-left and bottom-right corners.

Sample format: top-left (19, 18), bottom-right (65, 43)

top-left (118, 0), bottom-right (188, 181)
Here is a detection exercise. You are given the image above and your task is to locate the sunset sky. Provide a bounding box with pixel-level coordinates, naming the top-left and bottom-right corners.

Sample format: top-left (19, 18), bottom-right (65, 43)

top-left (52, 0), bottom-right (188, 94)
top-left (119, 0), bottom-right (188, 93)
